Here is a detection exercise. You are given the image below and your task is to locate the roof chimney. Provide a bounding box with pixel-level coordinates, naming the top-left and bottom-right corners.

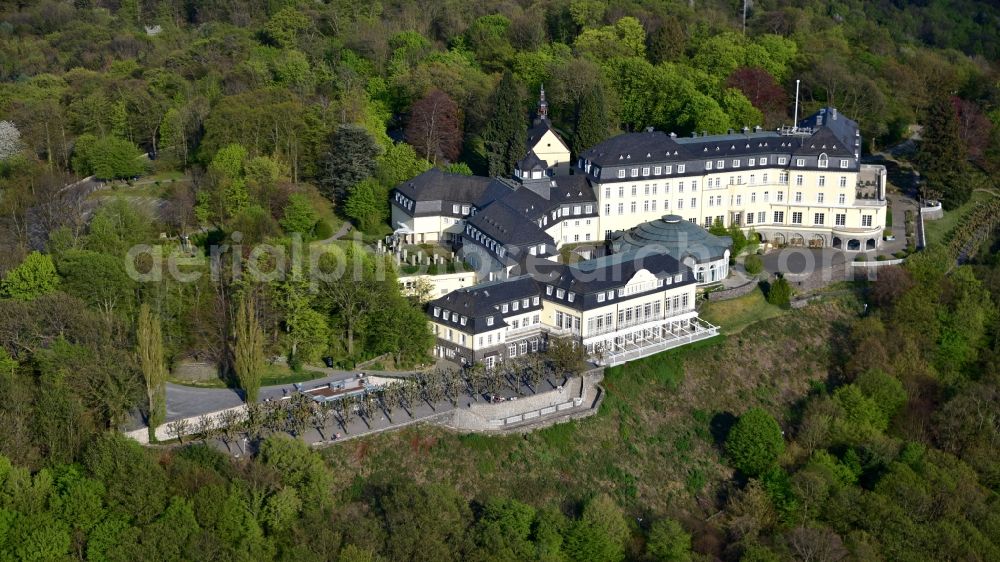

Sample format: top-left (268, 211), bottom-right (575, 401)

top-left (742, 126), bottom-right (749, 134)
top-left (669, 132), bottom-right (677, 138)
top-left (754, 125), bottom-right (762, 132)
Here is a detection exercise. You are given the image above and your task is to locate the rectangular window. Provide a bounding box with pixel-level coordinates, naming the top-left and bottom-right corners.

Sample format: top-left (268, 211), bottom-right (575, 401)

top-left (691, 180), bottom-right (697, 190)
top-left (651, 201), bottom-right (657, 211)
top-left (751, 192), bottom-right (757, 203)
top-left (795, 175), bottom-right (803, 186)
top-left (631, 186), bottom-right (637, 196)
top-left (835, 213), bottom-right (846, 226)
top-left (487, 316), bottom-right (494, 326)
top-left (597, 293), bottom-right (605, 303)
top-left (533, 296), bottom-right (539, 305)
top-left (717, 160), bottom-right (724, 169)
top-left (749, 157), bottom-right (756, 166)
top-left (585, 204), bottom-right (593, 213)
top-left (705, 216), bottom-right (713, 226)
top-left (677, 199), bottom-right (684, 209)
top-left (780, 172), bottom-right (788, 184)
top-left (706, 161), bottom-right (713, 170)
top-left (750, 174), bottom-right (756, 185)
top-left (546, 286), bottom-right (553, 295)
top-left (452, 204), bottom-right (460, 213)
top-left (644, 185), bottom-right (650, 195)
top-left (796, 158), bottom-right (805, 166)
top-left (604, 187), bottom-right (611, 198)
top-left (814, 213), bottom-right (824, 225)
top-left (792, 212), bottom-right (803, 224)
top-left (677, 164), bottom-right (686, 173)
top-left (840, 159), bottom-right (849, 168)
top-left (665, 165), bottom-right (673, 174)
top-left (773, 211), bottom-right (784, 223)
top-left (817, 193), bottom-right (825, 203)
top-left (642, 167), bottom-right (650, 176)
top-left (746, 212), bottom-right (754, 224)
top-left (795, 192), bottom-right (802, 202)
top-left (818, 176), bottom-right (826, 187)
top-left (644, 200), bottom-right (650, 212)
top-left (619, 186), bottom-right (624, 197)
top-left (654, 166), bottom-right (662, 175)
top-left (508, 344), bottom-right (516, 357)
top-left (501, 304), bottom-right (508, 313)
top-left (690, 198), bottom-right (697, 208)
top-left (556, 289), bottom-right (565, 299)
top-left (604, 204), bottom-right (610, 215)
top-left (618, 169), bottom-right (626, 178)
top-left (777, 191), bottom-right (784, 202)
top-left (763, 191), bottom-right (769, 202)
top-left (778, 157), bottom-right (787, 165)
top-left (838, 193), bottom-right (845, 204)
top-left (630, 201), bottom-right (637, 213)
top-left (631, 168), bottom-right (639, 177)
top-left (763, 173), bottom-right (769, 183)
top-left (618, 203), bottom-right (624, 214)
top-left (862, 215), bottom-right (873, 227)
top-left (839, 176), bottom-right (847, 188)
top-left (732, 159), bottom-right (740, 168)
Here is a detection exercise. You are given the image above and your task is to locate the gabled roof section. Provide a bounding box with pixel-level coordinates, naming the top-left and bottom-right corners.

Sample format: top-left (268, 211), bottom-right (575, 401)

top-left (467, 200), bottom-right (554, 247)
top-left (429, 275), bottom-right (542, 334)
top-left (580, 131), bottom-right (690, 167)
top-left (518, 150), bottom-right (548, 172)
top-left (531, 251), bottom-right (692, 295)
top-left (393, 168), bottom-right (492, 203)
top-left (527, 118), bottom-right (569, 153)
top-left (797, 107), bottom-right (859, 150)
top-left (790, 128), bottom-right (856, 157)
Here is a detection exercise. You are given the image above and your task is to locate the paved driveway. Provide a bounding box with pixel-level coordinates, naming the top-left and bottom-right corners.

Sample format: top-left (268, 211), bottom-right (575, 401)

top-left (761, 248), bottom-right (847, 276)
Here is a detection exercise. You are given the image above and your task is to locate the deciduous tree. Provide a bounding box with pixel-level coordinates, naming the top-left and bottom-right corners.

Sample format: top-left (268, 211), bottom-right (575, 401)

top-left (405, 89), bottom-right (462, 164)
top-left (136, 303), bottom-right (167, 437)
top-left (726, 407), bottom-right (785, 477)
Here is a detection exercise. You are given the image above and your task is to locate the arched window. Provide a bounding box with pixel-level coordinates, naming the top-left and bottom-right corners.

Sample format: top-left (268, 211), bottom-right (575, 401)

top-left (818, 153), bottom-right (829, 168)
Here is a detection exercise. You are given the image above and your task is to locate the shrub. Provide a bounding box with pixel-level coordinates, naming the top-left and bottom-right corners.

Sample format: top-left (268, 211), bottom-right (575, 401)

top-left (745, 254), bottom-right (764, 275)
top-left (313, 220), bottom-right (334, 240)
top-left (766, 276), bottom-right (792, 308)
top-left (725, 407), bottom-right (785, 477)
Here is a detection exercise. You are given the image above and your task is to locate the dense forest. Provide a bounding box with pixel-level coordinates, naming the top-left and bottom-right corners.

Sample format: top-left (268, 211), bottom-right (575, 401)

top-left (1, 0), bottom-right (1000, 560)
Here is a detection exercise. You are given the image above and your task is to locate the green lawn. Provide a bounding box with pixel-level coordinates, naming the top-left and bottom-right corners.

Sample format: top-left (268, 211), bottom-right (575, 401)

top-left (924, 190), bottom-right (991, 247)
top-left (170, 364), bottom-right (325, 388)
top-left (699, 289), bottom-right (786, 335)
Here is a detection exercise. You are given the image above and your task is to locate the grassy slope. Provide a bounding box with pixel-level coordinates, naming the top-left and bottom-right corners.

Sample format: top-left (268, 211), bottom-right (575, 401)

top-left (322, 293), bottom-right (859, 518)
top-left (924, 190), bottom-right (991, 247)
top-left (699, 290), bottom-right (787, 335)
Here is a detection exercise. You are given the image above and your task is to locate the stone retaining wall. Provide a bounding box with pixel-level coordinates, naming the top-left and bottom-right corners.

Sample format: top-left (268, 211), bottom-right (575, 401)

top-left (706, 278), bottom-right (759, 301)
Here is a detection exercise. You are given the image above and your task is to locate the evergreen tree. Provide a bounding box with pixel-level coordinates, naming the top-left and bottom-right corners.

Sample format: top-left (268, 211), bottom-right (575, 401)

top-left (0, 251), bottom-right (59, 301)
top-left (320, 125), bottom-right (382, 203)
top-left (483, 71), bottom-right (526, 177)
top-left (572, 85), bottom-right (610, 155)
top-left (136, 303), bottom-right (167, 438)
top-left (918, 95), bottom-right (972, 209)
top-left (234, 294), bottom-right (265, 403)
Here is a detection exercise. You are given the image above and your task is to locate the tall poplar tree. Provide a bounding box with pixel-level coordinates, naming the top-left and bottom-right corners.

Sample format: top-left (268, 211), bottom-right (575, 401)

top-left (918, 95), bottom-right (972, 209)
top-left (136, 303), bottom-right (167, 439)
top-left (234, 294), bottom-right (265, 403)
top-left (483, 71), bottom-right (526, 177)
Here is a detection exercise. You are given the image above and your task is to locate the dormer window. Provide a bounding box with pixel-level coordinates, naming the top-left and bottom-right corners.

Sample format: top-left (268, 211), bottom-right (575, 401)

top-left (732, 159), bottom-right (740, 168)
top-left (501, 304), bottom-right (508, 313)
top-left (532, 297), bottom-right (539, 305)
top-left (631, 168), bottom-right (639, 177)
top-left (665, 165), bottom-right (673, 174)
top-left (556, 289), bottom-right (565, 299)
top-left (706, 161), bottom-right (713, 170)
top-left (677, 164), bottom-right (685, 173)
top-left (654, 166), bottom-right (662, 174)
top-left (460, 316), bottom-right (467, 326)
top-left (606, 290), bottom-right (614, 300)
top-left (642, 167), bottom-right (650, 176)
top-left (717, 160), bottom-right (724, 169)
top-left (568, 292), bottom-right (576, 302)
top-left (512, 301), bottom-right (519, 311)
top-left (546, 286), bottom-right (553, 295)
top-left (796, 158), bottom-right (805, 166)
top-left (778, 157), bottom-right (787, 165)
top-left (617, 169), bottom-right (625, 178)
top-left (452, 204), bottom-right (460, 213)
top-left (818, 153), bottom-right (829, 168)
top-left (433, 307), bottom-right (440, 317)
top-left (840, 159), bottom-right (849, 168)
top-left (486, 316), bottom-right (494, 326)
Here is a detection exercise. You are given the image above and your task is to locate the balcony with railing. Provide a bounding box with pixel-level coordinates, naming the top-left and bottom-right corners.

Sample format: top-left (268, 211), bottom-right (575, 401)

top-left (584, 308), bottom-right (696, 339)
